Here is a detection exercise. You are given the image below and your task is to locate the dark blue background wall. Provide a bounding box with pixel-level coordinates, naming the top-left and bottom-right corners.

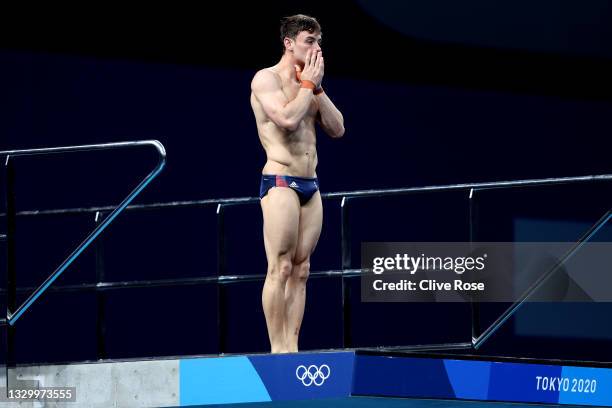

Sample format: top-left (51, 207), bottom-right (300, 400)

top-left (2, 0), bottom-right (612, 365)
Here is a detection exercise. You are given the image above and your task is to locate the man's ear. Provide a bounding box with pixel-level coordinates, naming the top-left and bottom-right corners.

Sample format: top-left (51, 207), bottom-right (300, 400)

top-left (283, 37), bottom-right (294, 52)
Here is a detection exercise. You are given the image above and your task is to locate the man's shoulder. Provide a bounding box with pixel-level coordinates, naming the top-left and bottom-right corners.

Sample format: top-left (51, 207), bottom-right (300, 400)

top-left (251, 67), bottom-right (282, 90)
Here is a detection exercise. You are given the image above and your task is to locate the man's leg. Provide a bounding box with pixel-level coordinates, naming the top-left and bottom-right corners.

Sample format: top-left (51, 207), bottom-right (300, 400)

top-left (261, 187), bottom-right (300, 353)
top-left (285, 191), bottom-right (323, 352)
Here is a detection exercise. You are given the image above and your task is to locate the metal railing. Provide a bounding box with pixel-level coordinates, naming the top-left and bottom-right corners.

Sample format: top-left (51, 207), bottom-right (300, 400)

top-left (1, 140), bottom-right (166, 325)
top-left (472, 209), bottom-right (612, 349)
top-left (1, 156), bottom-right (610, 360)
top-left (0, 140), bottom-right (166, 383)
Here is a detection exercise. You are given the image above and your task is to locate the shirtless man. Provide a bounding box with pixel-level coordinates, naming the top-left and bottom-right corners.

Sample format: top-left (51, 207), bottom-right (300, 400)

top-left (250, 14), bottom-right (345, 353)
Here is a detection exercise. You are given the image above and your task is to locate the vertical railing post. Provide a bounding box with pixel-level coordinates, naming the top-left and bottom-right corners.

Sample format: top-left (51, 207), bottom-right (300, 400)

top-left (4, 155), bottom-right (16, 387)
top-left (94, 211), bottom-right (107, 360)
top-left (216, 204), bottom-right (227, 353)
top-left (469, 188), bottom-right (480, 345)
top-left (340, 197), bottom-right (351, 348)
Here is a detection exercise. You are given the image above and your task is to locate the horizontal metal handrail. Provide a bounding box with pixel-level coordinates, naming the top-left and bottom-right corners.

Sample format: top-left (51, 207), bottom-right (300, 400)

top-left (1, 140), bottom-right (166, 325)
top-left (325, 174), bottom-right (612, 198)
top-left (0, 140), bottom-right (165, 158)
top-left (0, 269), bottom-right (364, 295)
top-left (2, 173), bottom-right (611, 218)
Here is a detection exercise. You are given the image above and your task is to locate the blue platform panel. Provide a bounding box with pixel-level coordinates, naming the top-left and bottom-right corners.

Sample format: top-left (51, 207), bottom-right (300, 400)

top-left (178, 350), bottom-right (612, 406)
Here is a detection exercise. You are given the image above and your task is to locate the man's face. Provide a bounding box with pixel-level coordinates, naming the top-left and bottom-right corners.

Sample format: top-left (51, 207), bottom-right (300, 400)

top-left (286, 30), bottom-right (322, 65)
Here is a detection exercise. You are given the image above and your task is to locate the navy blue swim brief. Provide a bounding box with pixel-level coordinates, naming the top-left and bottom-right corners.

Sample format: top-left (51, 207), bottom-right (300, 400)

top-left (259, 174), bottom-right (319, 205)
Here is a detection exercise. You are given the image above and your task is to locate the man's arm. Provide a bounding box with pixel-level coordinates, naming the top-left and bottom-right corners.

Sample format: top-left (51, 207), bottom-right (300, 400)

top-left (316, 92), bottom-right (345, 138)
top-left (251, 69), bottom-right (314, 131)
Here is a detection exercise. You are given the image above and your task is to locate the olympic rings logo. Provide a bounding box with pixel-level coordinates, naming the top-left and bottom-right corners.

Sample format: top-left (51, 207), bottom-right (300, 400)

top-left (295, 364), bottom-right (331, 386)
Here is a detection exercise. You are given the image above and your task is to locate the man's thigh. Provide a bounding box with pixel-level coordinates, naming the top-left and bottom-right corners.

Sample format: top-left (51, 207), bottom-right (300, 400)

top-left (295, 191), bottom-right (323, 263)
top-left (261, 187), bottom-right (301, 259)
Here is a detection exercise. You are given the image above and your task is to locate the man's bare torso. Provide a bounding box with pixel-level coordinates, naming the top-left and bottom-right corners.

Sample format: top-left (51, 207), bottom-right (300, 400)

top-left (250, 66), bottom-right (319, 177)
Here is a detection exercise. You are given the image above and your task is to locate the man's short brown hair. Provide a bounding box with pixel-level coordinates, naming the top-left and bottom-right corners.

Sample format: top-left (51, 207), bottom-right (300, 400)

top-left (280, 14), bottom-right (321, 51)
